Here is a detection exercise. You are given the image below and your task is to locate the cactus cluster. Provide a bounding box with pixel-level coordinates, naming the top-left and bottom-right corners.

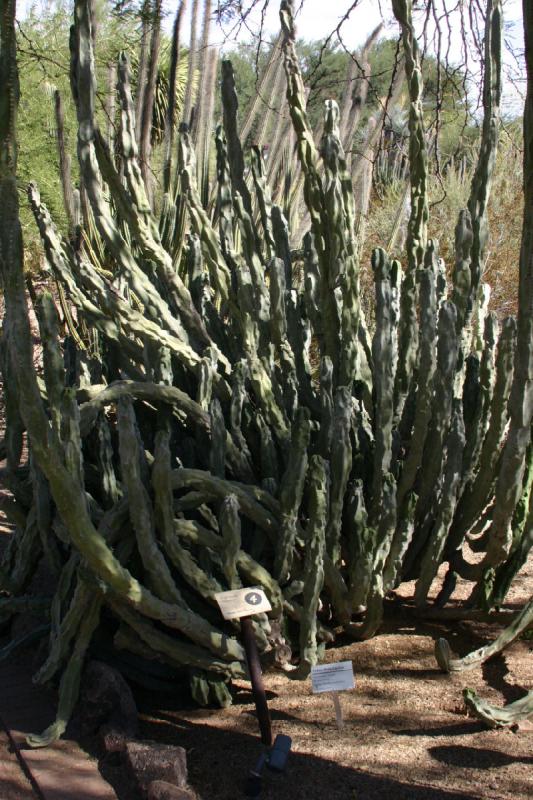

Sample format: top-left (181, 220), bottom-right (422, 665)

top-left (1, 0), bottom-right (533, 740)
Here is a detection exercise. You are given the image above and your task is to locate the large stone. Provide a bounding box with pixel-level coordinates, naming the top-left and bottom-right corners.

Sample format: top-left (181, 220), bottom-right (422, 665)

top-left (77, 660), bottom-right (139, 741)
top-left (147, 781), bottom-right (197, 800)
top-left (123, 741), bottom-right (188, 798)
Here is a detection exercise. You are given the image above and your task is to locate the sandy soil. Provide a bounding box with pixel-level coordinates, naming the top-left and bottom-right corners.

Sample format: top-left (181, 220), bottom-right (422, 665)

top-left (134, 561), bottom-right (533, 800)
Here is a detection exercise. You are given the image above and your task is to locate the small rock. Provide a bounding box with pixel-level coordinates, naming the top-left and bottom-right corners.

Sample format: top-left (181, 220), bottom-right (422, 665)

top-left (100, 723), bottom-right (128, 754)
top-left (123, 741), bottom-right (188, 798)
top-left (147, 780), bottom-right (197, 800)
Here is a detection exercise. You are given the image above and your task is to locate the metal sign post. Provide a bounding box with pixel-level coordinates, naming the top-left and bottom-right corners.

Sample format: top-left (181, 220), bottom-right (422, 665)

top-left (214, 587), bottom-right (292, 797)
top-left (240, 615), bottom-right (273, 747)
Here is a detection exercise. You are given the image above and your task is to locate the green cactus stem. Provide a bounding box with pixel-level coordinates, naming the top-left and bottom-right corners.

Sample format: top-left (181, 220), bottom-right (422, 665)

top-left (463, 687), bottom-right (533, 729)
top-left (274, 407), bottom-right (311, 581)
top-left (297, 455), bottom-right (328, 674)
top-left (435, 594), bottom-right (533, 672)
top-left (481, 0), bottom-right (533, 569)
top-left (27, 591), bottom-right (102, 748)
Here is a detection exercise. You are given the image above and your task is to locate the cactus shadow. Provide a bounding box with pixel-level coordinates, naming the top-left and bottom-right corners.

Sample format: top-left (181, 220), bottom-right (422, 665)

top-left (394, 721), bottom-right (486, 737)
top-left (137, 714), bottom-right (483, 800)
top-left (429, 744), bottom-right (533, 769)
top-left (481, 654), bottom-right (527, 704)
top-left (231, 686), bottom-right (279, 704)
top-left (241, 706), bottom-right (303, 723)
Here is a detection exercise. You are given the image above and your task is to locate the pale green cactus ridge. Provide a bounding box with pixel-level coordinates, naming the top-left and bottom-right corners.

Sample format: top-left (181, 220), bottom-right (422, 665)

top-left (415, 403), bottom-right (466, 606)
top-left (280, 0), bottom-right (342, 369)
top-left (358, 474), bottom-right (397, 639)
top-left (250, 145), bottom-right (276, 260)
top-left (463, 687), bottom-right (533, 729)
top-left (27, 590), bottom-right (102, 748)
top-left (209, 398), bottom-right (227, 479)
top-left (298, 455), bottom-right (328, 674)
top-left (321, 97), bottom-right (361, 388)
top-left (215, 124), bottom-right (235, 256)
top-left (466, 0), bottom-right (502, 309)
top-left (274, 407), bottom-right (311, 582)
top-left (219, 494), bottom-right (242, 589)
top-left (221, 59), bottom-right (253, 218)
top-left (326, 387), bottom-right (353, 565)
top-left (451, 209), bottom-right (473, 332)
top-left (491, 460), bottom-right (533, 605)
top-left (30, 457), bottom-right (63, 578)
top-left (383, 491), bottom-right (417, 593)
top-left (271, 205), bottom-right (293, 288)
top-left (256, 413), bottom-right (280, 490)
top-left (318, 356), bottom-right (334, 458)
top-left (345, 480), bottom-right (374, 611)
top-left (370, 247), bottom-right (395, 508)
top-left (435, 594), bottom-right (533, 674)
top-left (447, 316), bottom-right (516, 554)
top-left (286, 293), bottom-right (316, 414)
top-left (117, 396), bottom-right (184, 606)
top-left (461, 312), bottom-right (499, 484)
top-left (395, 241), bottom-right (438, 513)
top-left (415, 301), bottom-right (459, 529)
top-left (391, 0), bottom-right (430, 420)
top-left (35, 293), bottom-right (66, 435)
top-left (151, 429), bottom-right (188, 610)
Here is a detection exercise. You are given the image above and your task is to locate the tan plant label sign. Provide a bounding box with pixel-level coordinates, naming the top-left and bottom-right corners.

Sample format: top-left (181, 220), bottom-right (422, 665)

top-left (214, 587), bottom-right (272, 620)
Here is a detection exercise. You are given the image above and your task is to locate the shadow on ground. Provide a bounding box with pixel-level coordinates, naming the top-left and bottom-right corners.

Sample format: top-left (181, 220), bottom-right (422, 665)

top-left (133, 714), bottom-right (484, 800)
top-left (429, 745), bottom-right (533, 769)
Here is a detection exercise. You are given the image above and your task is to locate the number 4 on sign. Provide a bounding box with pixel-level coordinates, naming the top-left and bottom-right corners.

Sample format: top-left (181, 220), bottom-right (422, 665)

top-left (311, 661), bottom-right (355, 731)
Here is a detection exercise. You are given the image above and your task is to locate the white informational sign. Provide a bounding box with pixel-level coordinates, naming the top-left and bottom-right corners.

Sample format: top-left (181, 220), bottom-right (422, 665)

top-left (311, 661), bottom-right (355, 694)
top-left (214, 587), bottom-right (272, 620)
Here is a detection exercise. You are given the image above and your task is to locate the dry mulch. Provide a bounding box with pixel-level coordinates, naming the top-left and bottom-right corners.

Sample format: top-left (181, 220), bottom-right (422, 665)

top-left (135, 561), bottom-right (533, 800)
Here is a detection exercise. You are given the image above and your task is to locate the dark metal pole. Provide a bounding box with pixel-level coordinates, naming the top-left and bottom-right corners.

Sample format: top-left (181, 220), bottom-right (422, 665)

top-left (240, 616), bottom-right (272, 747)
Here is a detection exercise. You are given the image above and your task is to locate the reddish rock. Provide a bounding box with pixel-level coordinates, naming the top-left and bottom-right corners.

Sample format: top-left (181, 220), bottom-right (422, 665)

top-left (147, 781), bottom-right (197, 800)
top-left (99, 723), bottom-right (128, 754)
top-left (123, 741), bottom-right (188, 798)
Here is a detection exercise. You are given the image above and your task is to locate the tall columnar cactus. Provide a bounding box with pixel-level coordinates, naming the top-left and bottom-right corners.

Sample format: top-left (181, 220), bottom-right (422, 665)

top-left (2, 0), bottom-right (530, 747)
top-left (481, 0), bottom-right (533, 571)
top-left (391, 0), bottom-right (428, 423)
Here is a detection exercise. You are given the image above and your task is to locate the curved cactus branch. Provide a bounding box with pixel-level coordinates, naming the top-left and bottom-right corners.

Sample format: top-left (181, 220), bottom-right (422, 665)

top-left (435, 594), bottom-right (533, 673)
top-left (463, 687), bottom-right (533, 729)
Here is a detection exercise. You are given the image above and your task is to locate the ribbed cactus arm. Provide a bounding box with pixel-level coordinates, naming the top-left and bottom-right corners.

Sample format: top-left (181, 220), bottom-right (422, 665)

top-left (116, 51), bottom-right (152, 218)
top-left (297, 455), bottom-right (328, 674)
top-left (221, 59), bottom-right (253, 217)
top-left (274, 407), bottom-right (311, 581)
top-left (395, 243), bottom-right (439, 512)
top-left (465, 0), bottom-right (502, 307)
top-left (321, 99), bottom-right (361, 388)
top-left (463, 688), bottom-right (533, 729)
top-left (435, 594), bottom-right (533, 673)
top-left (447, 317), bottom-right (516, 553)
top-left (482, 0), bottom-right (533, 568)
top-left (391, 0), bottom-right (428, 272)
top-left (371, 248), bottom-right (395, 503)
top-left (72, 0), bottom-right (212, 355)
top-left (280, 1), bottom-right (332, 299)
